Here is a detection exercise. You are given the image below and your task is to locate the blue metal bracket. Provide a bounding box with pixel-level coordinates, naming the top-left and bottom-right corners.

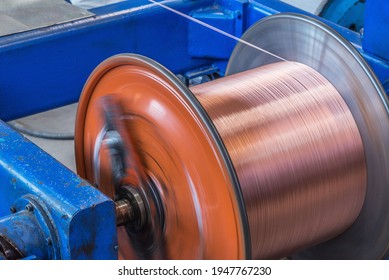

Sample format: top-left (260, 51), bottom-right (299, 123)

top-left (189, 0), bottom-right (247, 59)
top-left (0, 121), bottom-right (117, 259)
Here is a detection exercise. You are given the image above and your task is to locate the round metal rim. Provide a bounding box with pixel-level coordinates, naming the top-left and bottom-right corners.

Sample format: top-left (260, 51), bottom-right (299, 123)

top-left (227, 13), bottom-right (389, 259)
top-left (75, 54), bottom-right (251, 259)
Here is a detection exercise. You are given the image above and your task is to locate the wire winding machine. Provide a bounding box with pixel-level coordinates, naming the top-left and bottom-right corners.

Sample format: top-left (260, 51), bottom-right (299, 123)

top-left (0, 0), bottom-right (389, 260)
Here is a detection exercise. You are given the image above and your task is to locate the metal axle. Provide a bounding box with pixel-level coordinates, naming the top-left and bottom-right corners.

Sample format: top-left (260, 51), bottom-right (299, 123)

top-left (115, 186), bottom-right (147, 231)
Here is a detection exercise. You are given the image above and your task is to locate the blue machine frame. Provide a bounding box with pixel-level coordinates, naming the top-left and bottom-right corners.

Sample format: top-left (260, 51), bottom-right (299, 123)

top-left (0, 0), bottom-right (388, 259)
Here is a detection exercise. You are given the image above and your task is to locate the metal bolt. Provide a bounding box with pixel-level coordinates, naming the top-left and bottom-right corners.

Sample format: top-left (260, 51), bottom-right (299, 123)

top-left (45, 238), bottom-right (52, 246)
top-left (4, 249), bottom-right (12, 258)
top-left (25, 204), bottom-right (34, 212)
top-left (114, 245), bottom-right (119, 251)
top-left (9, 207), bottom-right (16, 213)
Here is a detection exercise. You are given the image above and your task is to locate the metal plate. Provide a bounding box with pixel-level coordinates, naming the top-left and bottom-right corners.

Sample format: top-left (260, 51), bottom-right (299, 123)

top-left (75, 54), bottom-right (249, 259)
top-left (70, 0), bottom-right (124, 10)
top-left (0, 13), bottom-right (29, 35)
top-left (281, 0), bottom-right (328, 14)
top-left (0, 0), bottom-right (93, 36)
top-left (227, 13), bottom-right (389, 259)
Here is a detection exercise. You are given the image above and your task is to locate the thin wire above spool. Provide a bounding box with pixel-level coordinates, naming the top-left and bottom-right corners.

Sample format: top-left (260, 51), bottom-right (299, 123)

top-left (192, 61), bottom-right (366, 259)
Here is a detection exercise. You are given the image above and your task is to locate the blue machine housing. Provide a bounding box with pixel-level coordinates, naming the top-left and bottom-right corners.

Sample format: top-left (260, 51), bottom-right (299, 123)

top-left (320, 0), bottom-right (365, 32)
top-left (0, 0), bottom-right (388, 259)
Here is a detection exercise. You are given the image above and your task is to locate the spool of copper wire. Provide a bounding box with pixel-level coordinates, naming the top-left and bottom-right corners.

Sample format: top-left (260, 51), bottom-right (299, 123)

top-left (76, 55), bottom-right (368, 259)
top-left (76, 14), bottom-right (389, 260)
top-left (191, 61), bottom-right (366, 259)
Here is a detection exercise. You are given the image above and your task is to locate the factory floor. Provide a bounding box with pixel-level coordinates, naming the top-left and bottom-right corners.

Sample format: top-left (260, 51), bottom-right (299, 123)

top-left (8, 104), bottom-right (78, 173)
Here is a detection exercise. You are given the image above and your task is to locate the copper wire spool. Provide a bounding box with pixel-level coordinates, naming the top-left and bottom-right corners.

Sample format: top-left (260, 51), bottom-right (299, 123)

top-left (74, 56), bottom-right (366, 259)
top-left (191, 62), bottom-right (366, 259)
top-left (75, 14), bottom-right (389, 259)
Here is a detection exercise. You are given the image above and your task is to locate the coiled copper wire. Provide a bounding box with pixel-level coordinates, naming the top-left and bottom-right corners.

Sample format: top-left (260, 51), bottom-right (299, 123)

top-left (191, 62), bottom-right (367, 259)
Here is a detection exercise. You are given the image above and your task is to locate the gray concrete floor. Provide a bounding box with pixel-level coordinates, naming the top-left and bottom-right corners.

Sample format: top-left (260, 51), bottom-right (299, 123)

top-left (8, 103), bottom-right (78, 173)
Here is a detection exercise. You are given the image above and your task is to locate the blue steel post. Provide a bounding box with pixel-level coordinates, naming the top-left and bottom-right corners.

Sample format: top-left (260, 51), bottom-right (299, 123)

top-left (363, 0), bottom-right (389, 91)
top-left (363, 0), bottom-right (389, 61)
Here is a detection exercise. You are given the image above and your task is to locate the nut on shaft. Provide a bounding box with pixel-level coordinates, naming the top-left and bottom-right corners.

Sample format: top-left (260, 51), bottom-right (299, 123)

top-left (115, 199), bottom-right (135, 226)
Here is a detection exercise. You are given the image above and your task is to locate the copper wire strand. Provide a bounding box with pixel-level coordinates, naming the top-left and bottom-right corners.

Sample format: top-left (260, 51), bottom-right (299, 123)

top-left (191, 62), bottom-right (367, 259)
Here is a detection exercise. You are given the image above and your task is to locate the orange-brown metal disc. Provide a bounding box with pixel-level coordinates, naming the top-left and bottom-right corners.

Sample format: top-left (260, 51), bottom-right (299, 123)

top-left (75, 54), bottom-right (248, 259)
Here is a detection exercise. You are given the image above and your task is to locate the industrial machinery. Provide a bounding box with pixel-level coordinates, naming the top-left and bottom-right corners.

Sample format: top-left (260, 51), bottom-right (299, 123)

top-left (1, 0), bottom-right (389, 260)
